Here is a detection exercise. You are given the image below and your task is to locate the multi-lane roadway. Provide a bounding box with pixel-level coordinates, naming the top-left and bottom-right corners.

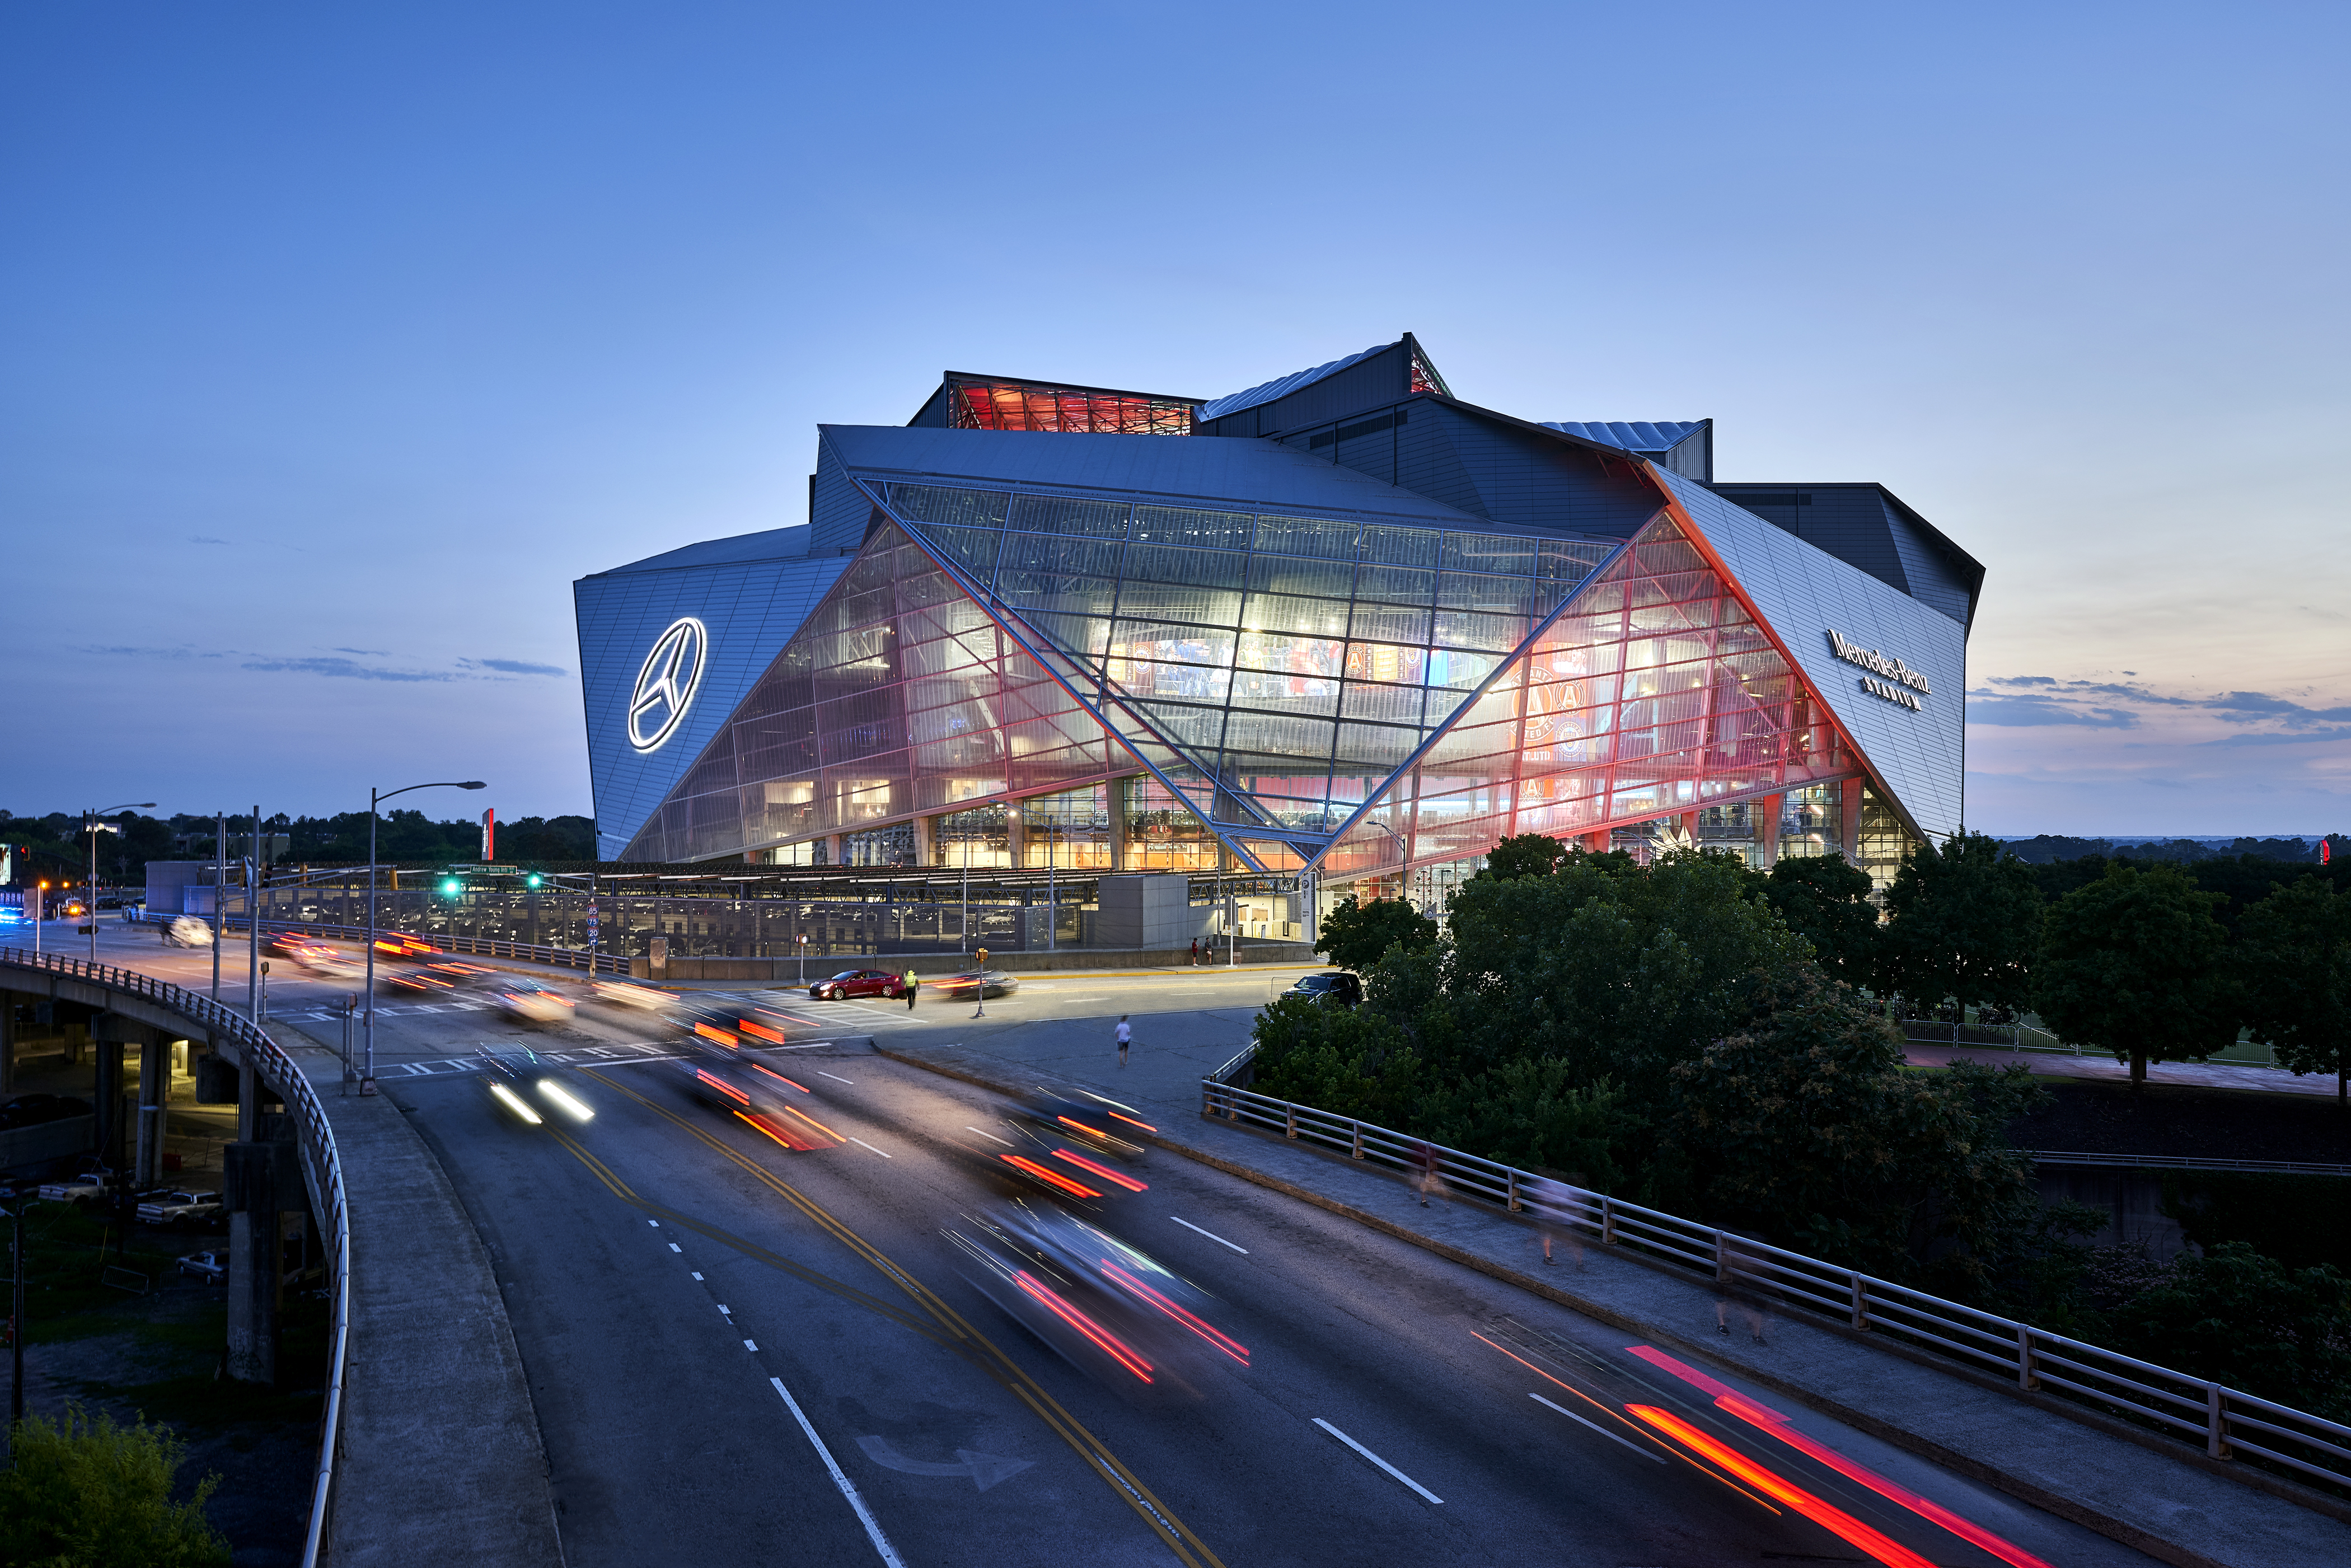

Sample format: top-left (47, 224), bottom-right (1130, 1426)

top-left (67, 924), bottom-right (2160, 1567)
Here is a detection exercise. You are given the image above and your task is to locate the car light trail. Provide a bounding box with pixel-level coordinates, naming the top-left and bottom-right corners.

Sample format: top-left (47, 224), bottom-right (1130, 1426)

top-left (738, 1019), bottom-right (787, 1044)
top-left (1098, 1260), bottom-right (1248, 1365)
top-left (1014, 1271), bottom-right (1153, 1382)
top-left (734, 1110), bottom-right (822, 1152)
top-left (781, 1103), bottom-right (843, 1140)
top-left (1107, 1111), bottom-right (1156, 1132)
top-left (695, 1069), bottom-right (751, 1104)
top-left (1626, 1346), bottom-right (2055, 1568)
top-left (1051, 1147), bottom-right (1147, 1192)
top-left (1625, 1406), bottom-right (1935, 1568)
top-left (694, 1022), bottom-right (739, 1046)
top-left (750, 1064), bottom-right (811, 1092)
top-left (536, 1080), bottom-right (594, 1122)
top-left (488, 1082), bottom-right (544, 1125)
top-left (1000, 1154), bottom-right (1098, 1199)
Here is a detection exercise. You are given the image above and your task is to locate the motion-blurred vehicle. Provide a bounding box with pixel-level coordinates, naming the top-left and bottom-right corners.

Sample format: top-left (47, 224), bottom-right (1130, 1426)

top-left (947, 1202), bottom-right (1248, 1396)
top-left (673, 1038), bottom-right (837, 1149)
top-left (137, 1189), bottom-right (223, 1228)
top-left (166, 916), bottom-right (216, 947)
top-left (59, 900), bottom-right (85, 920)
top-left (371, 932), bottom-right (443, 962)
top-left (289, 942), bottom-right (364, 980)
top-left (1284, 971), bottom-right (1361, 1009)
top-left (476, 1044), bottom-right (595, 1125)
top-left (177, 1249), bottom-right (227, 1284)
top-left (658, 994), bottom-right (794, 1047)
top-left (931, 968), bottom-right (1018, 1000)
top-left (588, 979), bottom-right (673, 1010)
top-left (807, 969), bottom-right (908, 1001)
top-left (490, 977), bottom-right (576, 1025)
top-left (948, 1093), bottom-right (1152, 1207)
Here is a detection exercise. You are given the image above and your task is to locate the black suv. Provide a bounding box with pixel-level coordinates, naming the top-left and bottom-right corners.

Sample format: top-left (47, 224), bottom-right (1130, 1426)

top-left (1286, 971), bottom-right (1362, 1008)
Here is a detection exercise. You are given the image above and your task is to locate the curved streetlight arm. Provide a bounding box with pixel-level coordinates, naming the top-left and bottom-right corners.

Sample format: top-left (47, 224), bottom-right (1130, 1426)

top-left (84, 803), bottom-right (156, 961)
top-left (363, 780), bottom-right (485, 1093)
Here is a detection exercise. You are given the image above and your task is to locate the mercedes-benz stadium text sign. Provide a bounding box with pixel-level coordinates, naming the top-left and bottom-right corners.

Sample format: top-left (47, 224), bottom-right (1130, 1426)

top-left (1827, 629), bottom-right (1929, 712)
top-left (628, 617), bottom-right (708, 752)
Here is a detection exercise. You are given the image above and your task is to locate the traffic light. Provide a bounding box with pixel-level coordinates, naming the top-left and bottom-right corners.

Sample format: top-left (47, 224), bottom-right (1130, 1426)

top-left (440, 878), bottom-right (461, 897)
top-left (526, 873), bottom-right (543, 889)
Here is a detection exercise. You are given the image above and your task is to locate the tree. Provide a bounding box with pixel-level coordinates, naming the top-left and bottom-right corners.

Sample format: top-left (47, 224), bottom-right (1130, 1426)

top-left (1478, 833), bottom-right (1569, 882)
top-left (1877, 831), bottom-right (2043, 1027)
top-left (1313, 894), bottom-right (1437, 971)
top-left (2237, 875), bottom-right (2351, 1105)
top-left (1761, 853), bottom-right (1880, 986)
top-left (2036, 863), bottom-right (2236, 1090)
top-left (0, 1405), bottom-right (230, 1567)
top-left (2103, 1242), bottom-right (2351, 1421)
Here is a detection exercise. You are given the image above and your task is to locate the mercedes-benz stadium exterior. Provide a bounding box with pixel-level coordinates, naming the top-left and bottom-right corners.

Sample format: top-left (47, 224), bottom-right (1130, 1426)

top-left (573, 336), bottom-right (1979, 916)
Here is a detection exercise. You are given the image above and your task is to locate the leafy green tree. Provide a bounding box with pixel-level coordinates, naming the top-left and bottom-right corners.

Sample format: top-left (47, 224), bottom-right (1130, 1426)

top-left (1877, 831), bottom-right (2043, 1026)
top-left (1761, 853), bottom-right (1880, 986)
top-left (1313, 893), bottom-right (1437, 971)
top-left (0, 1405), bottom-right (230, 1567)
top-left (2237, 875), bottom-right (2351, 1104)
top-left (2104, 1242), bottom-right (2351, 1421)
top-left (1659, 966), bottom-right (2051, 1296)
top-left (2036, 863), bottom-right (2236, 1089)
top-left (1478, 833), bottom-right (1569, 882)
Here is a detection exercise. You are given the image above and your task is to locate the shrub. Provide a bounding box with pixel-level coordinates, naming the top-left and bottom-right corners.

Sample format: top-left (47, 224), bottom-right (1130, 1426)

top-left (0, 1405), bottom-right (229, 1567)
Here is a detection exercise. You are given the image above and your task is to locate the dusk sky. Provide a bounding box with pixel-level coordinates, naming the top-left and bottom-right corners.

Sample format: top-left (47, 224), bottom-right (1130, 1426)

top-left (5, 3), bottom-right (2343, 836)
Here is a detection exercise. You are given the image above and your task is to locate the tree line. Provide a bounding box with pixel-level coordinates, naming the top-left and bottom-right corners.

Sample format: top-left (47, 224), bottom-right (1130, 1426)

top-left (1261, 834), bottom-right (2351, 1415)
top-left (0, 808), bottom-right (596, 883)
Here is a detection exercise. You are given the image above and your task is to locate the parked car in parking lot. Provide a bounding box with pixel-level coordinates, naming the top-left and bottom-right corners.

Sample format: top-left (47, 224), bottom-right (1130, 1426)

top-left (0, 1093), bottom-right (90, 1130)
top-left (137, 1189), bottom-right (224, 1228)
top-left (177, 1249), bottom-right (227, 1284)
top-left (808, 969), bottom-right (908, 1001)
top-left (1285, 971), bottom-right (1361, 1008)
top-left (39, 1165), bottom-right (116, 1204)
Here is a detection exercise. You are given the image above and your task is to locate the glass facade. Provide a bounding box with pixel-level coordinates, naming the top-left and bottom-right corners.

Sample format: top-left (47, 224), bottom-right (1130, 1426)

top-left (946, 375), bottom-right (1195, 436)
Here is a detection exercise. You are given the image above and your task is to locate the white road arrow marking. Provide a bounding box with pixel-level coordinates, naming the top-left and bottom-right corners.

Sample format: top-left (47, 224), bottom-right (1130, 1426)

top-left (853, 1435), bottom-right (1034, 1492)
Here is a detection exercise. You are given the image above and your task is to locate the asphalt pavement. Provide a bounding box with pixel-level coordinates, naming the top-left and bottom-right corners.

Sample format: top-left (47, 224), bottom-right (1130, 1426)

top-left (55, 923), bottom-right (2168, 1567)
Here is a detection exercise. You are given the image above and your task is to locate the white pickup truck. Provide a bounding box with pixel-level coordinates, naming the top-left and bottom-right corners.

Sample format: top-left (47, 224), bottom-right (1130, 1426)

top-left (38, 1168), bottom-right (115, 1204)
top-left (135, 1189), bottom-right (224, 1227)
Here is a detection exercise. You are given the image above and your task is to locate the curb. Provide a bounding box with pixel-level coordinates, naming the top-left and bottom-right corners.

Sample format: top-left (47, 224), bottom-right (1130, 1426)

top-left (872, 1041), bottom-right (2339, 1568)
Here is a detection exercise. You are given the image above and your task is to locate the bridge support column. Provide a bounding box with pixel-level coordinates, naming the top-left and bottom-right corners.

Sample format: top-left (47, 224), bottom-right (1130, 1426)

top-left (134, 1035), bottom-right (175, 1190)
top-left (0, 994), bottom-right (13, 1097)
top-left (223, 1138), bottom-right (296, 1386)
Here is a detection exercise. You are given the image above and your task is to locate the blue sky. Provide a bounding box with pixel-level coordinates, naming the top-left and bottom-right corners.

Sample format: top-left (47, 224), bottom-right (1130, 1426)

top-left (4, 3), bottom-right (2344, 835)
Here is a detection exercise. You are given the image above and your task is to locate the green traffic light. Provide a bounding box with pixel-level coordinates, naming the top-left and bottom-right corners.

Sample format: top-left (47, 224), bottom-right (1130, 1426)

top-left (526, 873), bottom-right (542, 888)
top-left (441, 879), bottom-right (460, 896)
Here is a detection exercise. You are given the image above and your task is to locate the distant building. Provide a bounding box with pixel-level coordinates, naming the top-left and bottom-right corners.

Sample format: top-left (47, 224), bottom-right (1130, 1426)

top-left (573, 336), bottom-right (1978, 906)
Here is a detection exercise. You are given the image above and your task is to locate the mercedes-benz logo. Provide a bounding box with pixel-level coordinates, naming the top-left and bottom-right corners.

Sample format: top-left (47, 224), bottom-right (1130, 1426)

top-left (627, 617), bottom-right (708, 753)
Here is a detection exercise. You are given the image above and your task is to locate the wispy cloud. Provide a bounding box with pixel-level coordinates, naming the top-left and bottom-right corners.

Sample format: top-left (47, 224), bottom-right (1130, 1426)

top-left (238, 656), bottom-right (456, 682)
top-left (189, 535), bottom-right (231, 545)
top-left (331, 646), bottom-right (390, 657)
top-left (1968, 692), bottom-right (2139, 728)
top-left (462, 657), bottom-right (568, 677)
top-left (77, 644), bottom-right (221, 661)
top-left (1977, 676), bottom-right (2351, 731)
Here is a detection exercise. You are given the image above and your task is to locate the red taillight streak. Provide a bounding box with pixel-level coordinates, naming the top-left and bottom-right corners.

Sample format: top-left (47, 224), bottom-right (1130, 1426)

top-left (734, 1110), bottom-right (812, 1151)
top-left (696, 1069), bottom-right (751, 1105)
top-left (1050, 1147), bottom-right (1146, 1192)
top-left (1000, 1154), bottom-right (1098, 1198)
top-left (694, 1022), bottom-right (739, 1046)
top-left (1055, 1115), bottom-right (1109, 1138)
top-left (1625, 1407), bottom-right (1934, 1568)
top-left (1014, 1272), bottom-right (1153, 1382)
top-left (1098, 1260), bottom-right (1247, 1364)
top-left (750, 1064), bottom-right (810, 1092)
top-left (1470, 1331), bottom-right (1657, 1435)
top-left (779, 1103), bottom-right (841, 1140)
top-left (1627, 1347), bottom-right (2055, 1568)
top-left (738, 1019), bottom-right (786, 1044)
top-left (1108, 1111), bottom-right (1158, 1132)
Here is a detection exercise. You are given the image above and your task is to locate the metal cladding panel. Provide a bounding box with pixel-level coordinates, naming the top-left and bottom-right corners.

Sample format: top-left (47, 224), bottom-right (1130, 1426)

top-left (1716, 485), bottom-right (1912, 601)
top-left (809, 433), bottom-right (880, 553)
top-left (1654, 467), bottom-right (1965, 841)
top-left (1198, 343), bottom-right (1389, 422)
top-left (1880, 498), bottom-right (1975, 628)
top-left (606, 524), bottom-right (810, 574)
top-left (823, 424), bottom-right (1486, 528)
top-left (574, 553), bottom-right (850, 858)
top-left (1539, 420), bottom-right (1707, 455)
top-left (1429, 406), bottom-right (1665, 539)
top-left (1244, 344), bottom-right (1412, 435)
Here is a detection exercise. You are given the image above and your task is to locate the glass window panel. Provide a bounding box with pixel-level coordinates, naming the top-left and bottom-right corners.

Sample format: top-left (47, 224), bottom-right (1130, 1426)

top-left (1350, 603), bottom-right (1431, 645)
top-left (1248, 556), bottom-right (1354, 599)
top-left (1360, 525), bottom-right (1440, 568)
top-left (1637, 537), bottom-right (1706, 574)
top-left (1340, 681), bottom-right (1425, 726)
top-left (917, 526), bottom-right (1000, 582)
top-left (1333, 722), bottom-right (1422, 767)
top-left (1112, 582), bottom-right (1242, 625)
top-left (889, 485), bottom-right (1008, 530)
top-left (1128, 700), bottom-right (1228, 751)
top-left (1343, 642), bottom-right (1428, 685)
top-left (1118, 543), bottom-right (1247, 591)
top-left (1540, 538), bottom-right (1615, 581)
top-left (1010, 611), bottom-right (1109, 664)
top-left (1354, 564), bottom-right (1436, 605)
top-left (1108, 622), bottom-right (1234, 666)
top-left (1000, 533), bottom-right (1124, 578)
top-left (1241, 593), bottom-right (1351, 637)
top-left (1251, 516), bottom-right (1359, 559)
top-left (1436, 572), bottom-right (1534, 616)
top-left (1431, 608), bottom-right (1526, 653)
top-left (1427, 648), bottom-right (1501, 690)
top-left (1221, 712), bottom-right (1340, 759)
top-left (995, 572), bottom-right (1118, 620)
top-left (1426, 721), bottom-right (1518, 766)
top-left (1131, 505), bottom-right (1252, 551)
top-left (1006, 493), bottom-right (1127, 538)
top-left (1443, 532), bottom-right (1536, 575)
top-left (1111, 659), bottom-right (1233, 704)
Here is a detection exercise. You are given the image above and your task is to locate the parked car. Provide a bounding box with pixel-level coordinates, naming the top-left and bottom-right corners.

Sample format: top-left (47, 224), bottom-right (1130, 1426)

top-left (166, 916), bottom-right (216, 947)
top-left (177, 1249), bottom-right (227, 1284)
top-left (930, 968), bottom-right (1018, 1000)
top-left (39, 1166), bottom-right (116, 1204)
top-left (1285, 971), bottom-right (1361, 1009)
top-left (491, 978), bottom-right (576, 1024)
top-left (807, 969), bottom-right (909, 1001)
top-left (137, 1190), bottom-right (224, 1227)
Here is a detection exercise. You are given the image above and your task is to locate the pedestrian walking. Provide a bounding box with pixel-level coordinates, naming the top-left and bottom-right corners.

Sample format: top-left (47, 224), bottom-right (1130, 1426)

top-left (1116, 1015), bottom-right (1131, 1066)
top-left (1189, 938), bottom-right (1200, 967)
top-left (1525, 1174), bottom-right (1584, 1269)
top-left (902, 968), bottom-right (917, 1010)
top-left (1413, 1141), bottom-right (1445, 1207)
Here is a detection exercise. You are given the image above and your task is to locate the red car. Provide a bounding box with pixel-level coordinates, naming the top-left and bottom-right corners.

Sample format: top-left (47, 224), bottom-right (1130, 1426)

top-left (808, 970), bottom-right (908, 1001)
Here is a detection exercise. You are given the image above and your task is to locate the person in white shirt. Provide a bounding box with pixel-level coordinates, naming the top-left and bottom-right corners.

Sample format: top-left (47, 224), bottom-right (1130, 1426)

top-left (1116, 1016), bottom-right (1131, 1066)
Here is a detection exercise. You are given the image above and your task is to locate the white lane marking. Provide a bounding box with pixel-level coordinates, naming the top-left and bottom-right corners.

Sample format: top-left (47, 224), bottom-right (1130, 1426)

top-left (690, 1271), bottom-right (703, 1280)
top-left (744, 1338), bottom-right (759, 1352)
top-left (771, 1375), bottom-right (907, 1568)
top-left (817, 1070), bottom-right (856, 1085)
top-left (718, 1305), bottom-right (732, 1316)
top-left (1312, 1419), bottom-right (1442, 1505)
top-left (648, 1220), bottom-right (661, 1228)
top-left (847, 1137), bottom-right (892, 1159)
top-left (669, 1243), bottom-right (682, 1253)
top-left (964, 1125), bottom-right (1014, 1147)
top-left (1170, 1216), bottom-right (1249, 1255)
top-left (1529, 1393), bottom-right (1668, 1463)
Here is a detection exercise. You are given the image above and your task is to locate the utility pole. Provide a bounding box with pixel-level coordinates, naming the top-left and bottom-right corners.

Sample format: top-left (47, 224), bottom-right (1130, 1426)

top-left (246, 806), bottom-right (261, 1021)
top-left (212, 815), bottom-right (224, 1002)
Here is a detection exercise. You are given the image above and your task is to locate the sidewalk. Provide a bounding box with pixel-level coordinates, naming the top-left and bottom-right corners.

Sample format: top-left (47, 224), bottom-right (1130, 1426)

top-left (1907, 1042), bottom-right (2348, 1099)
top-left (881, 1038), bottom-right (2351, 1568)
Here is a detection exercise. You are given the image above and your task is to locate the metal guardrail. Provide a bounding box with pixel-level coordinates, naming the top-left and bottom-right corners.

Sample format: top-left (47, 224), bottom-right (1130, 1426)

top-left (2031, 1149), bottom-right (2351, 1178)
top-left (1198, 1076), bottom-right (2351, 1494)
top-left (127, 907), bottom-right (628, 976)
top-left (0, 944), bottom-right (349, 1566)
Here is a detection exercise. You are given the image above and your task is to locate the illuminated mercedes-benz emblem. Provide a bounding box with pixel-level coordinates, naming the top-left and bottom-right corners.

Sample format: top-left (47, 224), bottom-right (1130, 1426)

top-left (627, 616), bottom-right (708, 753)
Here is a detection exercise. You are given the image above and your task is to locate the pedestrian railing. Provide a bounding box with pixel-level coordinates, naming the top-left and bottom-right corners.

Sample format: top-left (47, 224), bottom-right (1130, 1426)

top-left (1198, 1076), bottom-right (2351, 1495)
top-left (2031, 1149), bottom-right (2351, 1178)
top-left (127, 908), bottom-right (627, 976)
top-left (0, 945), bottom-right (350, 1566)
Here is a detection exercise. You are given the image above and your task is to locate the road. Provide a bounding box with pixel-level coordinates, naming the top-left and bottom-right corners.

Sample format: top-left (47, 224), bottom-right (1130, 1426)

top-left (55, 921), bottom-right (2161, 1567)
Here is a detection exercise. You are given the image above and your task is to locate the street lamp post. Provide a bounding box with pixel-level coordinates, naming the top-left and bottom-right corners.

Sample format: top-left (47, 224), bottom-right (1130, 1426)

top-left (362, 780), bottom-right (485, 1094)
top-left (84, 803), bottom-right (156, 963)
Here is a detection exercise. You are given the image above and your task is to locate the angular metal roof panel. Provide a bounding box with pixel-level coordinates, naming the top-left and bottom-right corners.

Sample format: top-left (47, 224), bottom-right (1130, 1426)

top-left (822, 424), bottom-right (1488, 529)
top-left (592, 524), bottom-right (811, 578)
top-left (1539, 421), bottom-right (1706, 453)
top-left (1198, 344), bottom-right (1389, 422)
